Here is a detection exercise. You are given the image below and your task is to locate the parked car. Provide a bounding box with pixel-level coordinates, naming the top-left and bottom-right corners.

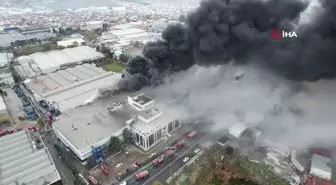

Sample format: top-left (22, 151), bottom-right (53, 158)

top-left (183, 157), bottom-right (190, 163)
top-left (194, 148), bottom-right (200, 154)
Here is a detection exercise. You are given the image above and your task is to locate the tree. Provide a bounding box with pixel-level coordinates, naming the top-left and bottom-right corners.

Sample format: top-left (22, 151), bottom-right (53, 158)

top-left (108, 136), bottom-right (122, 153)
top-left (119, 53), bottom-right (130, 63)
top-left (122, 128), bottom-right (133, 145)
top-left (95, 45), bottom-right (100, 51)
top-left (72, 41), bottom-right (79, 47)
top-left (42, 43), bottom-right (51, 51)
top-left (152, 181), bottom-right (163, 185)
top-left (225, 146), bottom-right (234, 155)
top-left (37, 118), bottom-right (45, 129)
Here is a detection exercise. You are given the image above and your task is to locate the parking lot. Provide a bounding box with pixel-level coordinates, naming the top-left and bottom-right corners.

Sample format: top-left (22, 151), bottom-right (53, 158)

top-left (1, 87), bottom-right (31, 129)
top-left (89, 145), bottom-right (149, 185)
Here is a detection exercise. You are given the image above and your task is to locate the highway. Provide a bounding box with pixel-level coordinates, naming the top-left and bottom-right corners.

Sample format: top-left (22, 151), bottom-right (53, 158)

top-left (125, 133), bottom-right (207, 185)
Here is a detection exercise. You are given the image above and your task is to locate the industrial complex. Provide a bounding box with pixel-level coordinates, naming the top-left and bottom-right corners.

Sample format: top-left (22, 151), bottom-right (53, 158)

top-left (14, 46), bottom-right (104, 77)
top-left (0, 130), bottom-right (61, 185)
top-left (53, 92), bottom-right (181, 162)
top-left (23, 64), bottom-right (121, 112)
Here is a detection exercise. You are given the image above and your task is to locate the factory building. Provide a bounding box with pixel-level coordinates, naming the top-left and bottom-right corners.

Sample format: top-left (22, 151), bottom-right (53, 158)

top-left (229, 123), bottom-right (247, 138)
top-left (57, 38), bottom-right (85, 47)
top-left (0, 32), bottom-right (56, 48)
top-left (14, 46), bottom-right (104, 76)
top-left (148, 19), bottom-right (179, 33)
top-left (53, 92), bottom-right (180, 162)
top-left (0, 52), bottom-right (13, 68)
top-left (310, 154), bottom-right (332, 180)
top-left (100, 24), bottom-right (158, 45)
top-left (23, 63), bottom-right (121, 112)
top-left (81, 21), bottom-right (103, 31)
top-left (0, 130), bottom-right (61, 185)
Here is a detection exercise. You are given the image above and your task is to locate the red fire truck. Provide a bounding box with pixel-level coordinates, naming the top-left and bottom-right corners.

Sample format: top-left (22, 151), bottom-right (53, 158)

top-left (186, 131), bottom-right (197, 139)
top-left (177, 140), bottom-right (185, 149)
top-left (135, 170), bottom-right (149, 181)
top-left (152, 156), bottom-right (164, 166)
top-left (88, 176), bottom-right (101, 185)
top-left (0, 129), bottom-right (8, 136)
top-left (100, 163), bottom-right (109, 175)
top-left (165, 149), bottom-right (175, 157)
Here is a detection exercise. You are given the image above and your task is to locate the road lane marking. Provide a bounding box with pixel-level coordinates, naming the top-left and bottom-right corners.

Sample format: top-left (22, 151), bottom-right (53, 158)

top-left (61, 170), bottom-right (68, 185)
top-left (142, 135), bottom-right (206, 185)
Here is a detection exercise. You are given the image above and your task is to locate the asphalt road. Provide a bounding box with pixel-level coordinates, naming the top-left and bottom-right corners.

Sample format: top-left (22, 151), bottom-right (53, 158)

top-left (43, 133), bottom-right (75, 185)
top-left (125, 133), bottom-right (206, 185)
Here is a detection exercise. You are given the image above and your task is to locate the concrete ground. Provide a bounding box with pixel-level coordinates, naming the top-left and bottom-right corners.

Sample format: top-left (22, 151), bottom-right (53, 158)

top-left (1, 87), bottom-right (33, 129)
top-left (42, 131), bottom-right (75, 185)
top-left (90, 145), bottom-right (148, 185)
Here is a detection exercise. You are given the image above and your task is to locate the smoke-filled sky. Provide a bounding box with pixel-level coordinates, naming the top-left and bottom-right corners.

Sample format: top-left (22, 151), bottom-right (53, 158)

top-left (114, 0), bottom-right (336, 149)
top-left (142, 64), bottom-right (336, 149)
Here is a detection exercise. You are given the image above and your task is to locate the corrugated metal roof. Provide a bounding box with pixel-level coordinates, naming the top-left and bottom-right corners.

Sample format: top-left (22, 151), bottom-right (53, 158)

top-left (0, 130), bottom-right (60, 185)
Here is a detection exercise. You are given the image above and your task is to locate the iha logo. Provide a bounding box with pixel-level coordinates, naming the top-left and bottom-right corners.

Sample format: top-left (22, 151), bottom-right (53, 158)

top-left (272, 29), bottom-right (297, 39)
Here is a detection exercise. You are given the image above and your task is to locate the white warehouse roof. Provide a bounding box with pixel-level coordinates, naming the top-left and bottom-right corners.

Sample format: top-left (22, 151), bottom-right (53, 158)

top-left (0, 95), bottom-right (6, 112)
top-left (0, 130), bottom-right (60, 185)
top-left (15, 46), bottom-right (104, 77)
top-left (111, 28), bottom-right (146, 37)
top-left (229, 123), bottom-right (247, 138)
top-left (57, 38), bottom-right (85, 47)
top-left (0, 53), bottom-right (13, 67)
top-left (25, 64), bottom-right (122, 112)
top-left (310, 154), bottom-right (332, 180)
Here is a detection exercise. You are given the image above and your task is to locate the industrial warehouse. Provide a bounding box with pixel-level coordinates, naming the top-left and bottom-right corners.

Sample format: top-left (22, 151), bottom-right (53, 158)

top-left (23, 63), bottom-right (121, 112)
top-left (14, 46), bottom-right (104, 78)
top-left (53, 92), bottom-right (181, 162)
top-left (0, 130), bottom-right (61, 185)
top-left (10, 45), bottom-right (123, 112)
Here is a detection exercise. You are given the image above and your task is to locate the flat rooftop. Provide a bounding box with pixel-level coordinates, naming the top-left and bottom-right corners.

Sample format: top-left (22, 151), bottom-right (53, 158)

top-left (132, 102), bottom-right (180, 135)
top-left (0, 130), bottom-right (60, 185)
top-left (54, 92), bottom-right (180, 150)
top-left (25, 64), bottom-right (121, 112)
top-left (132, 94), bottom-right (153, 105)
top-left (53, 92), bottom-right (136, 150)
top-left (137, 107), bottom-right (162, 120)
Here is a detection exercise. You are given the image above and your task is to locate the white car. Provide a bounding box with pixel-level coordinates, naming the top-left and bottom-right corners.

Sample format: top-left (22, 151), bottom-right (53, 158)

top-left (116, 163), bottom-right (123, 168)
top-left (150, 153), bottom-right (156, 158)
top-left (194, 148), bottom-right (200, 154)
top-left (120, 181), bottom-right (127, 185)
top-left (183, 157), bottom-right (190, 163)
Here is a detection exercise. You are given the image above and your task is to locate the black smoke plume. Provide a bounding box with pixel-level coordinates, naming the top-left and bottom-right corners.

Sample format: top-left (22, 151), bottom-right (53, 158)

top-left (119, 0), bottom-right (336, 90)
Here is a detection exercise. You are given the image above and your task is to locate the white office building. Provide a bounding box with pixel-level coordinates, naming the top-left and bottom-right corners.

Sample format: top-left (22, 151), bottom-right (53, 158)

top-left (127, 93), bottom-right (180, 150)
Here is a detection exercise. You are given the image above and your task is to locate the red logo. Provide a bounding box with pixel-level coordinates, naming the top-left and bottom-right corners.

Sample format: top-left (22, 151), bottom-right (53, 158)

top-left (272, 29), bottom-right (282, 39)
